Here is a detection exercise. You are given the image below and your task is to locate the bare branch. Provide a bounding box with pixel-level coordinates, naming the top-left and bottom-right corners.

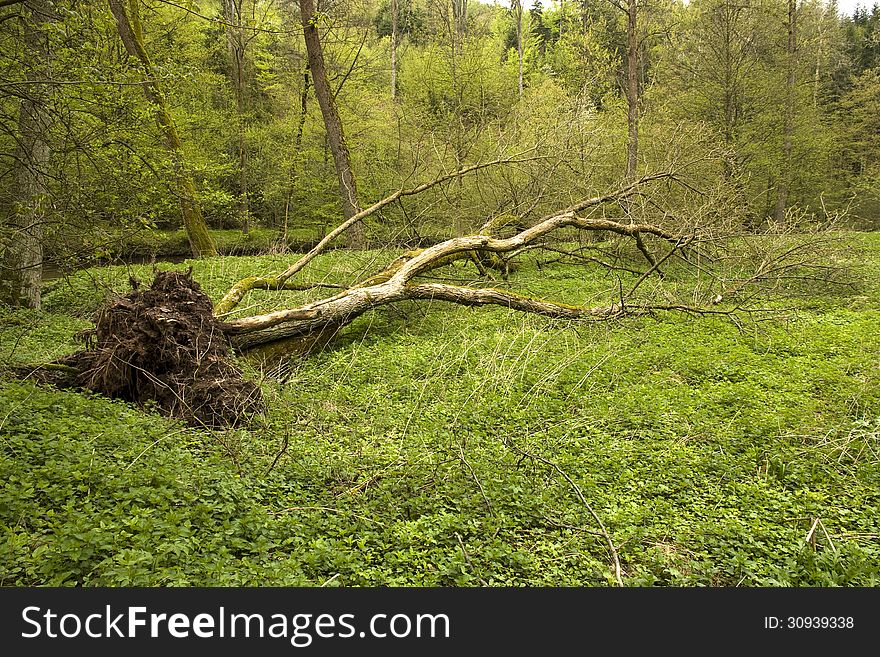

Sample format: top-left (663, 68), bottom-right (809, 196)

top-left (214, 155), bottom-right (541, 315)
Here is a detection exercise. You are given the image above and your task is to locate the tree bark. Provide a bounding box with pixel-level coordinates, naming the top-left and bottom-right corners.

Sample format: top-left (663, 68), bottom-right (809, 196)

top-left (107, 0), bottom-right (218, 258)
top-left (774, 0), bottom-right (797, 223)
top-left (0, 0), bottom-right (52, 308)
top-left (298, 0), bottom-right (364, 248)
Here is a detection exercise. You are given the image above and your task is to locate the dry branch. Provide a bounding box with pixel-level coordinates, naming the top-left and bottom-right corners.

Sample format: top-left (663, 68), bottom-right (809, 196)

top-left (214, 155), bottom-right (541, 315)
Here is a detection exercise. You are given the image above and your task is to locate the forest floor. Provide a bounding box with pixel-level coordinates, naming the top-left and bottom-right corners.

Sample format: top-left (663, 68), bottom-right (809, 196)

top-left (1, 231), bottom-right (879, 586)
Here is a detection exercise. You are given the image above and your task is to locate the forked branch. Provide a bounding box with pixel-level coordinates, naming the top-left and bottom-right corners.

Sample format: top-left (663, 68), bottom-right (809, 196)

top-left (215, 155), bottom-right (541, 315)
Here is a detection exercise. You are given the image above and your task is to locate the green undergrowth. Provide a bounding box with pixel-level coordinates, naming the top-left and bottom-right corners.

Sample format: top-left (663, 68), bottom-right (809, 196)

top-left (1, 232), bottom-right (879, 585)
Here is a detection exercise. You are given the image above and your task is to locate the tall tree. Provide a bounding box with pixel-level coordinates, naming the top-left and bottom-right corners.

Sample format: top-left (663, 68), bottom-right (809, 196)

top-left (514, 0), bottom-right (524, 97)
top-left (298, 0), bottom-right (364, 248)
top-left (283, 68), bottom-right (311, 241)
top-left (774, 0), bottom-right (797, 222)
top-left (106, 0), bottom-right (218, 257)
top-left (0, 0), bottom-right (53, 308)
top-left (452, 0), bottom-right (467, 34)
top-left (221, 0), bottom-right (254, 234)
top-left (623, 0), bottom-right (639, 180)
top-left (606, 0), bottom-right (643, 180)
top-left (673, 0), bottom-right (763, 181)
top-left (391, 0), bottom-right (399, 99)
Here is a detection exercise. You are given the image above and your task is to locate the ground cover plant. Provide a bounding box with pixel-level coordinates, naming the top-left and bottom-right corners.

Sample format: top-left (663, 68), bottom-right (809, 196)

top-left (2, 231), bottom-right (877, 586)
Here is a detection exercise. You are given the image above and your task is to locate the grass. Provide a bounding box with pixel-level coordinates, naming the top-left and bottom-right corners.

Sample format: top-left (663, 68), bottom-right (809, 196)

top-left (1, 232), bottom-right (879, 586)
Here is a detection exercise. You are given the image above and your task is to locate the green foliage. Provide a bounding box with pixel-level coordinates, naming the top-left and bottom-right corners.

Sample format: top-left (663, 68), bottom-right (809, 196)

top-left (4, 0), bottom-right (876, 254)
top-left (843, 3), bottom-right (880, 75)
top-left (0, 382), bottom-right (308, 585)
top-left (374, 0), bottom-right (428, 41)
top-left (836, 67), bottom-right (880, 227)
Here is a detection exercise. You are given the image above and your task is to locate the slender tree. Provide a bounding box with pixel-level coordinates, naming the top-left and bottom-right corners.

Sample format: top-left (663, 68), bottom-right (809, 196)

top-left (221, 0), bottom-right (253, 234)
top-left (391, 0), bottom-right (399, 99)
top-left (514, 0), bottom-right (524, 97)
top-left (606, 0), bottom-right (642, 180)
top-left (106, 0), bottom-right (218, 257)
top-left (675, 0), bottom-right (762, 180)
top-left (452, 0), bottom-right (467, 34)
top-left (624, 0), bottom-right (639, 180)
top-left (774, 0), bottom-right (797, 222)
top-left (298, 0), bottom-right (364, 248)
top-left (283, 69), bottom-right (311, 241)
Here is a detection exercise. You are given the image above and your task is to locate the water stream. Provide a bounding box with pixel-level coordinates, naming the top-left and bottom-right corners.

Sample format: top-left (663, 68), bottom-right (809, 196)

top-left (40, 255), bottom-right (189, 281)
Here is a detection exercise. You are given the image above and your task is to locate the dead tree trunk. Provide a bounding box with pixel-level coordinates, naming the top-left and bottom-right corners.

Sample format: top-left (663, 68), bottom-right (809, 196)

top-left (222, 212), bottom-right (675, 351)
top-left (107, 0), bottom-right (218, 258)
top-left (298, 0), bottom-right (364, 248)
top-left (218, 173), bottom-right (683, 351)
top-left (210, 162), bottom-right (845, 358)
top-left (1, 0), bottom-right (53, 309)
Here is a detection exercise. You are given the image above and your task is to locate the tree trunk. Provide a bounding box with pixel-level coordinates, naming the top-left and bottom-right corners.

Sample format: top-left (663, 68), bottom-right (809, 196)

top-left (107, 0), bottom-right (218, 258)
top-left (453, 0), bottom-right (467, 34)
top-left (284, 71), bottom-right (311, 243)
top-left (218, 173), bottom-right (681, 350)
top-left (722, 2), bottom-right (734, 165)
top-left (298, 0), bottom-right (364, 248)
top-left (515, 0), bottom-right (523, 97)
top-left (624, 0), bottom-right (639, 180)
top-left (391, 0), bottom-right (398, 100)
top-left (223, 211), bottom-right (674, 351)
top-left (0, 0), bottom-right (52, 308)
top-left (774, 0), bottom-right (797, 223)
top-left (222, 0), bottom-right (250, 234)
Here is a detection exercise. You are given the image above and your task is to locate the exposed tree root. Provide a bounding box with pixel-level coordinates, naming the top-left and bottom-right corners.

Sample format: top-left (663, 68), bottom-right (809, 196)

top-left (58, 270), bottom-right (264, 427)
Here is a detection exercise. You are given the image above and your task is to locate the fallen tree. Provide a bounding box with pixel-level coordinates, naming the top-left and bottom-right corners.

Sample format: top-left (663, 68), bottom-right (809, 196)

top-left (216, 170), bottom-right (845, 353)
top-left (14, 167), bottom-right (852, 427)
top-left (217, 172), bottom-right (681, 349)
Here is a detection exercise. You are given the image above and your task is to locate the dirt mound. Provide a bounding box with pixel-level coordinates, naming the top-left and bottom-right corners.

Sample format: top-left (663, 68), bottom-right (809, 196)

top-left (62, 269), bottom-right (264, 427)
